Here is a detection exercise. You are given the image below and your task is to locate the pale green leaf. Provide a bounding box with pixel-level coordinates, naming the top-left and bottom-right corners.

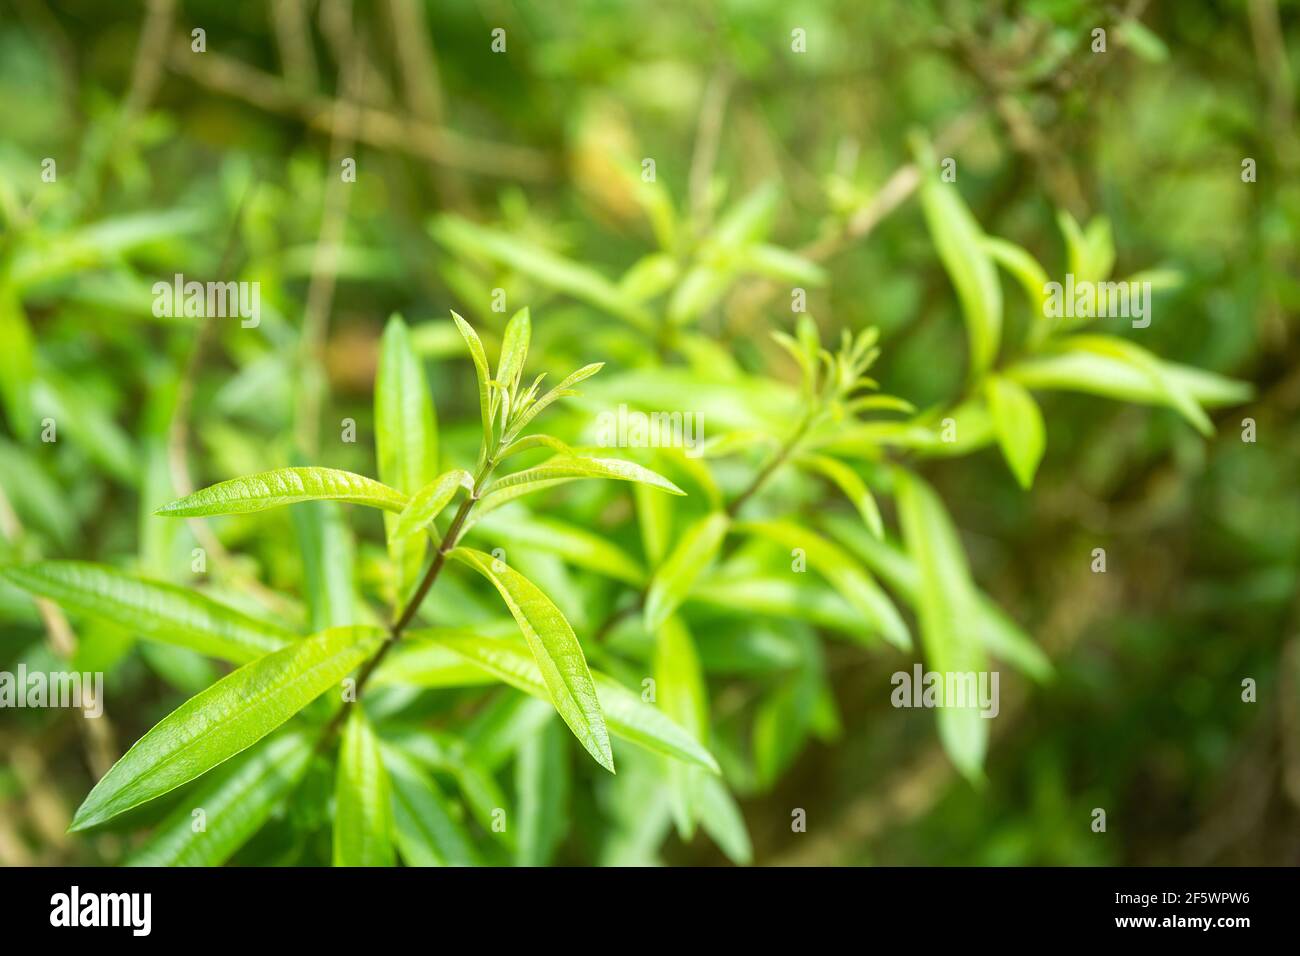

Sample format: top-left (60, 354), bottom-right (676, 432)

top-left (448, 548), bottom-right (613, 772)
top-left (452, 311), bottom-right (495, 447)
top-left (515, 717), bottom-right (569, 866)
top-left (918, 164), bottom-right (1002, 377)
top-left (382, 744), bottom-right (479, 866)
top-left (392, 469), bottom-right (474, 541)
top-left (643, 511), bottom-right (730, 631)
top-left (333, 708), bottom-right (395, 867)
top-left (495, 307), bottom-right (531, 396)
top-left (124, 731), bottom-right (313, 867)
top-left (475, 455), bottom-right (684, 519)
top-left (376, 314), bottom-right (439, 599)
top-left (734, 519), bottom-right (911, 650)
top-left (894, 470), bottom-right (988, 781)
top-left (654, 615), bottom-right (708, 839)
top-left (292, 501), bottom-right (357, 630)
top-left (155, 467), bottom-right (407, 517)
top-left (797, 454), bottom-right (884, 537)
top-left (824, 514), bottom-right (1052, 682)
top-left (2, 561), bottom-right (295, 664)
top-left (985, 375), bottom-right (1046, 489)
top-left (431, 216), bottom-right (653, 331)
top-left (70, 626), bottom-right (385, 831)
top-left (414, 630), bottom-right (720, 773)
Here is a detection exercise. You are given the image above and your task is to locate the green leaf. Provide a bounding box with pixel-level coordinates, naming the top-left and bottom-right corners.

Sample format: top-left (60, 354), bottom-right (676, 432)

top-left (392, 469), bottom-right (474, 541)
top-left (982, 236), bottom-right (1050, 320)
top-left (634, 481), bottom-right (674, 568)
top-left (452, 311), bottom-right (495, 450)
top-left (688, 573), bottom-right (860, 634)
top-left (334, 708), bottom-right (396, 867)
top-left (156, 467), bottom-right (407, 517)
top-left (0, 287), bottom-right (35, 438)
top-left (124, 731), bottom-right (313, 867)
top-left (1054, 335), bottom-right (1213, 434)
top-left (498, 363), bottom-right (603, 443)
top-left (291, 501), bottom-right (357, 630)
top-left (431, 216), bottom-right (654, 331)
top-left (894, 470), bottom-right (988, 781)
top-left (2, 561), bottom-right (296, 664)
top-left (797, 454), bottom-right (885, 537)
top-left (413, 630), bottom-right (720, 773)
top-left (1004, 351), bottom-right (1252, 409)
top-left (495, 307), bottom-right (531, 397)
top-left (475, 455), bottom-right (684, 519)
top-left (382, 744), bottom-right (479, 866)
top-left (735, 519), bottom-right (910, 650)
top-left (70, 625), bottom-right (385, 831)
top-left (515, 717), bottom-right (570, 866)
top-left (498, 433), bottom-right (573, 461)
top-left (475, 509), bottom-right (647, 586)
top-left (824, 515), bottom-right (1052, 682)
top-left (643, 511), bottom-right (730, 631)
top-left (917, 159), bottom-right (1002, 377)
top-left (695, 772), bottom-right (753, 865)
top-left (448, 548), bottom-right (613, 773)
top-left (654, 615), bottom-right (708, 839)
top-left (376, 314), bottom-right (439, 600)
top-left (985, 375), bottom-right (1046, 489)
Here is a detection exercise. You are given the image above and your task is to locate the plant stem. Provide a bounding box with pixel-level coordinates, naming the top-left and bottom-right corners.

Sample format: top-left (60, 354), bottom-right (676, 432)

top-left (596, 414), bottom-right (815, 641)
top-left (320, 457), bottom-right (495, 742)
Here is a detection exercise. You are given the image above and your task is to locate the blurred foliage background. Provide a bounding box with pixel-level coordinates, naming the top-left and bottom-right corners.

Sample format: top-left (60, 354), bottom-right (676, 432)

top-left (1, 0), bottom-right (1298, 866)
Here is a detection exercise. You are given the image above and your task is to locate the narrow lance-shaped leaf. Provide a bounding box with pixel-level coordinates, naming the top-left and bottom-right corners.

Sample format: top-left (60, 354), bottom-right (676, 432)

top-left (292, 500), bottom-right (357, 630)
top-left (333, 708), bottom-right (396, 867)
top-left (985, 375), bottom-right (1046, 490)
top-left (411, 630), bottom-right (720, 774)
top-left (823, 513), bottom-right (1052, 682)
top-left (448, 548), bottom-right (614, 773)
top-left (916, 146), bottom-right (1002, 378)
top-left (1050, 335), bottom-right (1213, 435)
top-left (894, 470), bottom-right (989, 781)
top-left (500, 363), bottom-right (603, 444)
top-left (515, 717), bottom-right (570, 866)
top-left (452, 311), bottom-right (495, 452)
top-left (156, 467), bottom-right (407, 518)
top-left (474, 509), bottom-right (647, 586)
top-left (392, 469), bottom-right (474, 541)
top-left (376, 314), bottom-right (439, 601)
top-left (643, 512), bottom-right (730, 631)
top-left (1004, 351), bottom-right (1253, 409)
top-left (381, 744), bottom-right (479, 867)
top-left (797, 454), bottom-right (885, 538)
top-left (2, 561), bottom-right (295, 664)
top-left (0, 287), bottom-right (35, 437)
top-left (655, 615), bottom-right (709, 839)
top-left (473, 455), bottom-right (684, 521)
top-left (735, 519), bottom-right (911, 650)
top-left (70, 625), bottom-right (385, 831)
top-left (124, 731), bottom-right (314, 867)
top-left (495, 307), bottom-right (531, 399)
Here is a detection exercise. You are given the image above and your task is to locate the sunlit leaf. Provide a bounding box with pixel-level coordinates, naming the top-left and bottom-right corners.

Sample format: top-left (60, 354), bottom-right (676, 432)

top-left (333, 708), bottom-right (396, 867)
top-left (2, 561), bottom-right (295, 664)
top-left (894, 470), bottom-right (988, 781)
top-left (985, 375), bottom-right (1046, 489)
top-left (448, 548), bottom-right (613, 772)
top-left (70, 626), bottom-right (385, 830)
top-left (124, 731), bottom-right (313, 866)
top-left (155, 467), bottom-right (407, 517)
top-left (414, 630), bottom-right (720, 773)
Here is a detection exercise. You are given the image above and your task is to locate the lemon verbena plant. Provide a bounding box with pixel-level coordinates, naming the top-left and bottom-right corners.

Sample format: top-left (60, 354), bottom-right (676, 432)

top-left (2, 309), bottom-right (729, 866)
